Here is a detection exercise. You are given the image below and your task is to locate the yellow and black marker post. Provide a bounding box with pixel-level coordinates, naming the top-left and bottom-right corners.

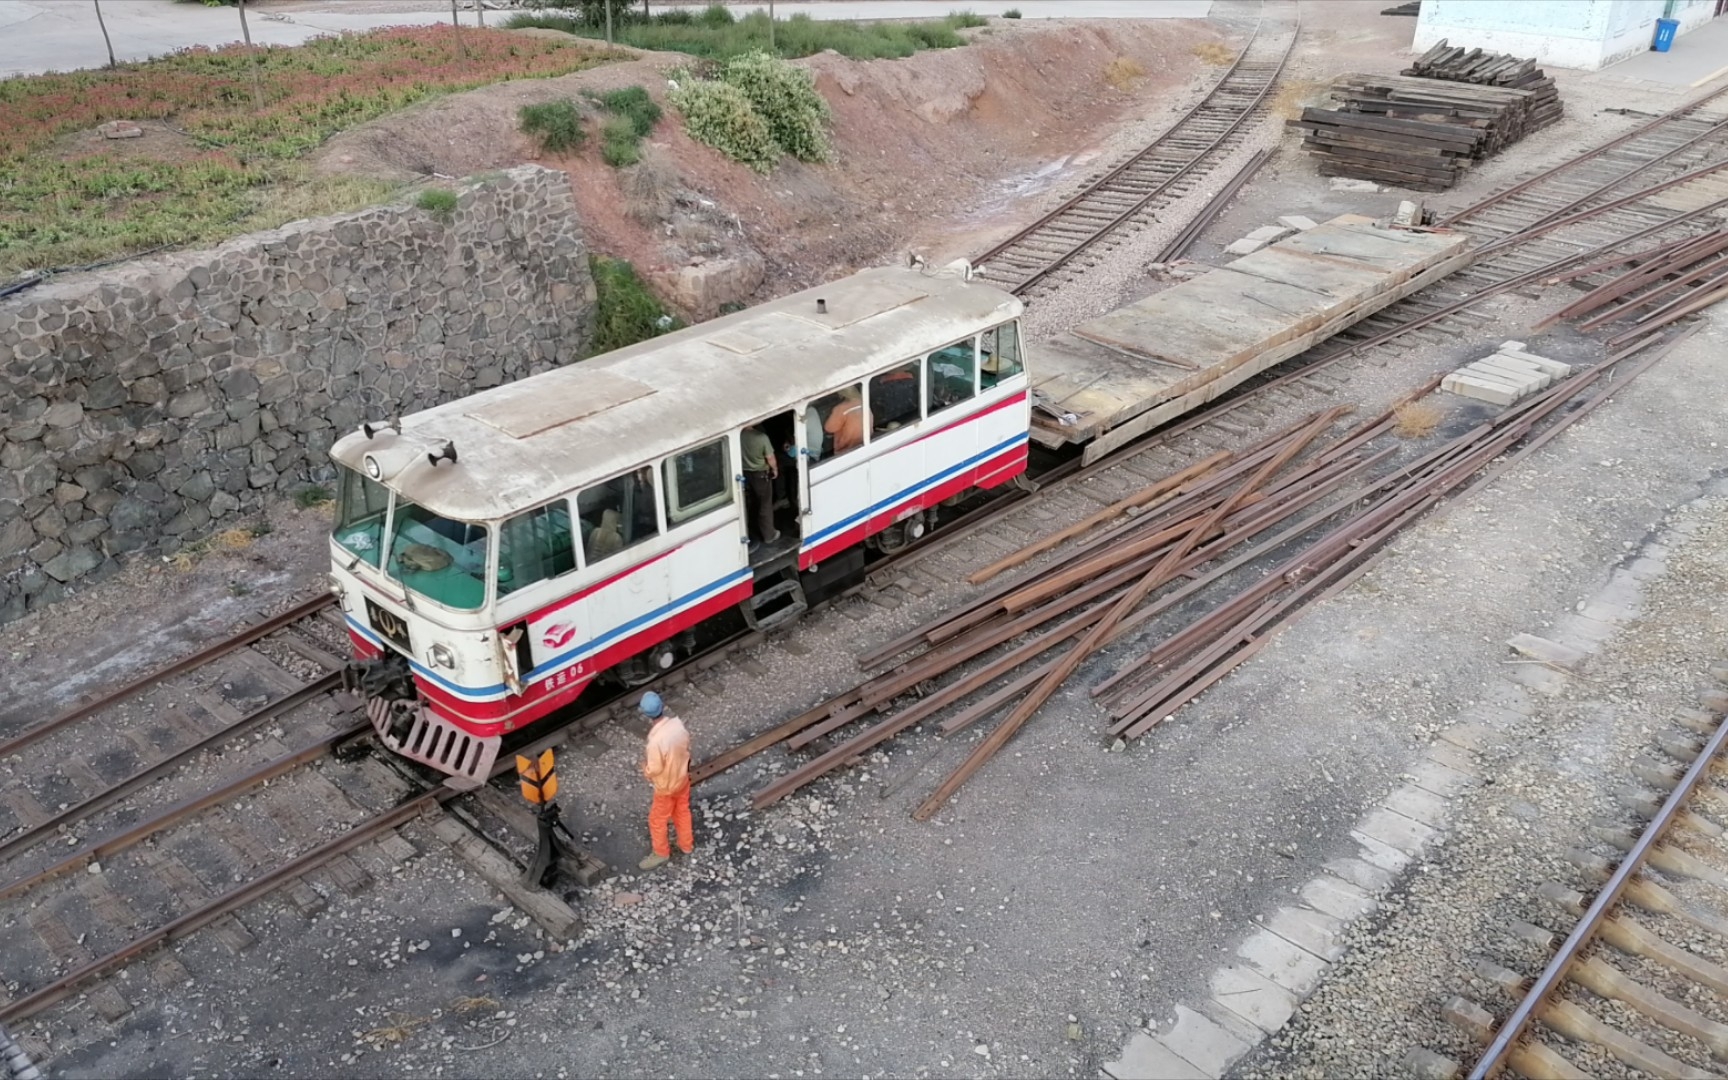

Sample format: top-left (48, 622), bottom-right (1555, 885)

top-left (515, 750), bottom-right (576, 889)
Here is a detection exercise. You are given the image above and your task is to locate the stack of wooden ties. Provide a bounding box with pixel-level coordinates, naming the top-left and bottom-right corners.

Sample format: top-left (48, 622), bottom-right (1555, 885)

top-left (1289, 43), bottom-right (1562, 192)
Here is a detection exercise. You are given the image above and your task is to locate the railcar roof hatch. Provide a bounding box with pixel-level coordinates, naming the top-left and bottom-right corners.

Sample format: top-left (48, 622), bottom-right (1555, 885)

top-left (464, 370), bottom-right (657, 439)
top-left (781, 280), bottom-right (929, 330)
top-left (707, 329), bottom-right (772, 355)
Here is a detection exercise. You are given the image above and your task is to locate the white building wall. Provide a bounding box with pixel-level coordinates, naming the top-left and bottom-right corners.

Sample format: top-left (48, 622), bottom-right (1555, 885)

top-left (1413, 0), bottom-right (1718, 71)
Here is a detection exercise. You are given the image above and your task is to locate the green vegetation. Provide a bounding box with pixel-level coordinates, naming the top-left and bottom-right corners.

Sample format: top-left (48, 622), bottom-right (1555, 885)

top-left (589, 85), bottom-right (662, 167)
top-left (294, 485), bottom-right (335, 509)
top-left (518, 98), bottom-right (587, 154)
top-left (415, 187), bottom-right (459, 221)
top-left (0, 27), bottom-right (617, 276)
top-left (589, 254), bottom-right (682, 355)
top-left (668, 52), bottom-right (830, 173)
top-left (507, 4), bottom-right (984, 61)
top-left (1003, 8), bottom-right (1023, 18)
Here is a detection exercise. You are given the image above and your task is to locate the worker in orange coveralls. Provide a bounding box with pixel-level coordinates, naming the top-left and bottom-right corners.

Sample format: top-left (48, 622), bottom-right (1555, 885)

top-left (637, 691), bottom-right (693, 871)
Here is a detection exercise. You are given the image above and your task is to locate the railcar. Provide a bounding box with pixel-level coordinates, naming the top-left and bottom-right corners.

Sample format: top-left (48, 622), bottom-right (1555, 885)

top-left (329, 262), bottom-right (1029, 785)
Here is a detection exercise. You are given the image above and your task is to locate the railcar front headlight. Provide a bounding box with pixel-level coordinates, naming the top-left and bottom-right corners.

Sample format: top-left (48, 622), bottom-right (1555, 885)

top-left (428, 643), bottom-right (456, 670)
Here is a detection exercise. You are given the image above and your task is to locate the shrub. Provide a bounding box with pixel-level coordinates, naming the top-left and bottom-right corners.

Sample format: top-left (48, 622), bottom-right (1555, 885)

top-left (509, 6), bottom-right (981, 61)
top-left (1393, 400), bottom-right (1443, 439)
top-left (600, 116), bottom-right (641, 166)
top-left (947, 10), bottom-right (987, 28)
top-left (668, 77), bottom-right (779, 172)
top-left (720, 51), bottom-right (830, 163)
top-left (599, 85), bottom-right (662, 137)
top-left (518, 99), bottom-right (587, 154)
top-left (1193, 41), bottom-right (1236, 66)
top-left (415, 187), bottom-right (459, 221)
top-left (1104, 57), bottom-right (1146, 92)
top-left (1003, 8), bottom-right (1023, 17)
top-left (699, 3), bottom-right (735, 26)
top-left (589, 254), bottom-right (681, 355)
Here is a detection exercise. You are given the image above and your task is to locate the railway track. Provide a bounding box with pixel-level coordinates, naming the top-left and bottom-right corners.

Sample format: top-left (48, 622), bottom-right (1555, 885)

top-left (971, 1), bottom-right (1298, 296)
top-left (1447, 670), bottom-right (1728, 1079)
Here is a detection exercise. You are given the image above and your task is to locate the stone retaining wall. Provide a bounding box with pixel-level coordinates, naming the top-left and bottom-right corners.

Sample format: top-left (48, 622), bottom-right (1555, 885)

top-left (0, 164), bottom-right (595, 624)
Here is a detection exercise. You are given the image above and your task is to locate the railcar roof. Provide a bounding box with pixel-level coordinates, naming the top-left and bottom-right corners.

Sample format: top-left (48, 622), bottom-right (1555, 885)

top-left (330, 265), bottom-right (1022, 522)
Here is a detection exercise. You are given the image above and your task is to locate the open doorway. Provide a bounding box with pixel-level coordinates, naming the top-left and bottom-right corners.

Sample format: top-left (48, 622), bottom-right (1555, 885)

top-left (744, 410), bottom-right (800, 563)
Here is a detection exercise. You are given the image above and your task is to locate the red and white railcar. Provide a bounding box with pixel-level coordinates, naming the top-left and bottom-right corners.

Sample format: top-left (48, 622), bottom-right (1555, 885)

top-left (328, 263), bottom-right (1029, 785)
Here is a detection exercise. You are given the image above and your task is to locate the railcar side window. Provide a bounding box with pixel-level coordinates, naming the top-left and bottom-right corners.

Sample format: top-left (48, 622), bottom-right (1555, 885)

top-left (981, 322), bottom-right (1025, 389)
top-left (578, 468), bottom-right (661, 564)
top-left (869, 362), bottom-right (922, 436)
top-left (817, 385), bottom-right (865, 458)
top-left (497, 501), bottom-right (577, 598)
top-left (927, 337), bottom-right (979, 416)
top-left (333, 466), bottom-right (389, 568)
top-left (384, 498), bottom-right (488, 611)
top-left (663, 439), bottom-right (732, 525)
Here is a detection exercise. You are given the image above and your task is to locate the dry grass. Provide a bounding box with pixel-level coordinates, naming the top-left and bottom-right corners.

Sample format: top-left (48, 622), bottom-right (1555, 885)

top-left (452, 995), bottom-right (501, 1015)
top-left (362, 1013), bottom-right (428, 1047)
top-left (1271, 77), bottom-right (1330, 121)
top-left (1393, 400), bottom-right (1443, 439)
top-left (1192, 41), bottom-right (1236, 66)
top-left (1104, 56), bottom-right (1147, 92)
top-left (622, 147), bottom-right (681, 225)
top-left (168, 522), bottom-right (266, 571)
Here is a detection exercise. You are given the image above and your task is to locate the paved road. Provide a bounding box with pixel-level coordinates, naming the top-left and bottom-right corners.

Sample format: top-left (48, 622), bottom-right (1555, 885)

top-left (0, 0), bottom-right (1212, 79)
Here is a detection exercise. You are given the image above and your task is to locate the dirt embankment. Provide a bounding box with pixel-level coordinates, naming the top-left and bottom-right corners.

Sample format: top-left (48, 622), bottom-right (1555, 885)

top-left (315, 18), bottom-right (1229, 317)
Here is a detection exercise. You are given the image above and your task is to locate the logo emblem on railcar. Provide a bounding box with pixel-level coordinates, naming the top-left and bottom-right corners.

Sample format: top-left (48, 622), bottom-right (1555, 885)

top-left (542, 622), bottom-right (577, 649)
top-left (365, 596), bottom-right (412, 653)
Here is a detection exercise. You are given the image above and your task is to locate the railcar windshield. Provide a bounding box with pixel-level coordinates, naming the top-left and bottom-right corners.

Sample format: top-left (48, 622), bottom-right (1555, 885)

top-left (332, 466), bottom-right (389, 568)
top-left (384, 495), bottom-right (490, 612)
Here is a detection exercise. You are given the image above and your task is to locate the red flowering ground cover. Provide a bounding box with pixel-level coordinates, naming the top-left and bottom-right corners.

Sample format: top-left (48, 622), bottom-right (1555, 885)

top-left (0, 25), bottom-right (617, 276)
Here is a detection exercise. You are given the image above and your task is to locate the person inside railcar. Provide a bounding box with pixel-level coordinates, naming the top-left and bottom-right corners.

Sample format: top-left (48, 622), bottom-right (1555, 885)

top-left (740, 423), bottom-right (780, 551)
top-left (824, 385), bottom-right (865, 454)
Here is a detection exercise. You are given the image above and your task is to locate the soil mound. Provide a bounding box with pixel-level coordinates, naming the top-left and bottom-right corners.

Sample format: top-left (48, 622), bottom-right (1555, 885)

top-left (314, 18), bottom-right (1228, 315)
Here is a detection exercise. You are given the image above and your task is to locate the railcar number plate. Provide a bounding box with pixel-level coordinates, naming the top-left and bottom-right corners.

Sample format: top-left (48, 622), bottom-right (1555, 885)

top-left (365, 596), bottom-right (412, 653)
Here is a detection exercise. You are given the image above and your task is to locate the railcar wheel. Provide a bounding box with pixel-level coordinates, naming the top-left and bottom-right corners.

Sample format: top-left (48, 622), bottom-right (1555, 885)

top-left (615, 641), bottom-right (679, 687)
top-left (868, 512), bottom-right (928, 554)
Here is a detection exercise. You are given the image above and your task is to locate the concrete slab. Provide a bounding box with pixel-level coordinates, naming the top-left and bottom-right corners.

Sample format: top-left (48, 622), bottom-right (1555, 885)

top-left (1278, 215), bottom-right (1320, 232)
top-left (1507, 633), bottom-right (1588, 670)
top-left (1442, 373), bottom-right (1521, 406)
top-left (1471, 356), bottom-right (1551, 389)
top-left (1210, 964), bottom-right (1299, 1033)
top-left (1353, 806), bottom-right (1439, 857)
top-left (1300, 874), bottom-right (1378, 921)
top-left (1030, 215), bottom-right (1470, 460)
top-left (1245, 225), bottom-right (1293, 243)
top-left (1104, 1032), bottom-right (1209, 1080)
top-left (1352, 831), bottom-right (1414, 873)
top-left (1237, 928), bottom-right (1330, 995)
top-left (1264, 905), bottom-right (1347, 961)
top-left (1323, 856), bottom-right (1397, 894)
top-left (1225, 238), bottom-right (1269, 256)
top-left (1159, 1005), bottom-right (1255, 1076)
top-left (1597, 18), bottom-right (1728, 89)
top-left (1403, 759), bottom-right (1479, 799)
top-left (1497, 348), bottom-right (1572, 378)
top-left (1382, 784), bottom-right (1452, 829)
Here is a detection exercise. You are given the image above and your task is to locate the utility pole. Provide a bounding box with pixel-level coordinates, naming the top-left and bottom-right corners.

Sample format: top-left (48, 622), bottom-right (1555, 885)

top-left (236, 0), bottom-right (264, 112)
top-left (450, 0), bottom-right (470, 56)
top-left (92, 0), bottom-right (117, 68)
top-left (769, 0), bottom-right (775, 52)
top-left (604, 0), bottom-right (613, 45)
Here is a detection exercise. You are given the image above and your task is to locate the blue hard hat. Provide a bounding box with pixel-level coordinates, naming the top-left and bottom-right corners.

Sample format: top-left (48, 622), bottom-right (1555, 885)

top-left (639, 691), bottom-right (664, 719)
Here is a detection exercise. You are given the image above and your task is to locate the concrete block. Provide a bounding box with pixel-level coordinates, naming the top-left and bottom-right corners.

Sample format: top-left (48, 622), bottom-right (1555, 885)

top-left (1264, 904), bottom-right (1346, 961)
top-left (1158, 1005), bottom-right (1255, 1076)
top-left (1225, 237), bottom-right (1268, 256)
top-left (1458, 361), bottom-right (1539, 390)
top-left (1210, 964), bottom-right (1299, 1033)
top-left (1301, 874), bottom-right (1379, 921)
top-left (1382, 783), bottom-right (1452, 829)
top-left (1278, 215), bottom-right (1320, 231)
top-left (1425, 741), bottom-right (1479, 776)
top-left (1324, 855), bottom-right (1397, 894)
top-left (1439, 721), bottom-right (1497, 751)
top-left (1354, 806), bottom-right (1438, 857)
top-left (1404, 758), bottom-right (1478, 799)
top-left (1245, 225), bottom-right (1294, 243)
top-left (1331, 177), bottom-right (1382, 192)
top-left (1353, 831), bottom-right (1414, 873)
top-left (1500, 340), bottom-right (1527, 351)
top-left (1394, 199), bottom-right (1424, 226)
top-left (1507, 662), bottom-right (1570, 696)
top-left (1237, 928), bottom-right (1330, 995)
top-left (1471, 357), bottom-right (1550, 389)
top-left (1498, 348), bottom-right (1571, 378)
top-left (1507, 633), bottom-right (1588, 670)
top-left (1104, 1032), bottom-right (1208, 1080)
top-left (1442, 373), bottom-right (1520, 406)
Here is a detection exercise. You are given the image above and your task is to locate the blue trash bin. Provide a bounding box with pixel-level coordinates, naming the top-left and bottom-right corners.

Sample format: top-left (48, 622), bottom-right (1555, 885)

top-left (1653, 17), bottom-right (1679, 52)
